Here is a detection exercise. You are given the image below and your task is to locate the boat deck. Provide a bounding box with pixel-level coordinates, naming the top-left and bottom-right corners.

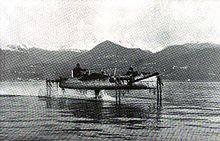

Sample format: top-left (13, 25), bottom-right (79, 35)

top-left (59, 77), bottom-right (157, 90)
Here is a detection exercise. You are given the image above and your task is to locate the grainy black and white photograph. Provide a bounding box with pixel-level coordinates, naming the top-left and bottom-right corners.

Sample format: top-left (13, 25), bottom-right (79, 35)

top-left (0, 0), bottom-right (220, 140)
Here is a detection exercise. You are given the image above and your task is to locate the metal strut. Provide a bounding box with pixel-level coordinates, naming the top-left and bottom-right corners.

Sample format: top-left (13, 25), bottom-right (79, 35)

top-left (156, 76), bottom-right (163, 108)
top-left (115, 90), bottom-right (121, 105)
top-left (46, 80), bottom-right (52, 97)
top-left (95, 89), bottom-right (100, 99)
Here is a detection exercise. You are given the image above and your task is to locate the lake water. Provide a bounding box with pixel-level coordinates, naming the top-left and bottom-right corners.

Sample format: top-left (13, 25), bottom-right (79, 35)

top-left (0, 81), bottom-right (219, 140)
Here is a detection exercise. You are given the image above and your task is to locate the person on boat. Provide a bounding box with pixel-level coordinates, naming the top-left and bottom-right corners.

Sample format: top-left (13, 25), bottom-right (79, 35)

top-left (125, 66), bottom-right (138, 76)
top-left (157, 75), bottom-right (164, 86)
top-left (125, 66), bottom-right (138, 84)
top-left (73, 63), bottom-right (87, 77)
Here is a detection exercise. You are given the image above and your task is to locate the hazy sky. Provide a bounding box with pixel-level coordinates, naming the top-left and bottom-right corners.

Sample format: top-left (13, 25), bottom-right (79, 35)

top-left (1, 0), bottom-right (220, 52)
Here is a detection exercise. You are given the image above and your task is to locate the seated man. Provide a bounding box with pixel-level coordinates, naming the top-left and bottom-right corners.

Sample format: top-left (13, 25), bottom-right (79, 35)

top-left (125, 67), bottom-right (135, 76)
top-left (125, 67), bottom-right (138, 77)
top-left (124, 66), bottom-right (138, 84)
top-left (72, 63), bottom-right (87, 77)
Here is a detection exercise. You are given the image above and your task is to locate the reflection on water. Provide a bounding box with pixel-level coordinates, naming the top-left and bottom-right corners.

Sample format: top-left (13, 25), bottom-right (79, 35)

top-left (40, 96), bottom-right (162, 127)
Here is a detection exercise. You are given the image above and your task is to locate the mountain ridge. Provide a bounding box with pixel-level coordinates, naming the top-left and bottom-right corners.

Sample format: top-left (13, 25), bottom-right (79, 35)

top-left (1, 41), bottom-right (219, 81)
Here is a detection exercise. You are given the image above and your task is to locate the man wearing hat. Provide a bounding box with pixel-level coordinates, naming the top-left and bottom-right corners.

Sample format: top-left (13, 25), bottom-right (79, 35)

top-left (72, 63), bottom-right (87, 77)
top-left (126, 66), bottom-right (135, 76)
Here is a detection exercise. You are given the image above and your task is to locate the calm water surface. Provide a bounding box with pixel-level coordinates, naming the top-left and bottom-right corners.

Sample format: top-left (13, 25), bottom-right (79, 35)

top-left (0, 81), bottom-right (219, 140)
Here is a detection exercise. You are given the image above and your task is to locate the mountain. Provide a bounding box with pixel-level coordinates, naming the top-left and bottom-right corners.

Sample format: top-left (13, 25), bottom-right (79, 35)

top-left (76, 40), bottom-right (152, 72)
top-left (139, 43), bottom-right (220, 81)
top-left (1, 41), bottom-right (153, 80)
top-left (1, 42), bottom-right (219, 81)
top-left (53, 40), bottom-right (153, 78)
top-left (0, 46), bottom-right (85, 80)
